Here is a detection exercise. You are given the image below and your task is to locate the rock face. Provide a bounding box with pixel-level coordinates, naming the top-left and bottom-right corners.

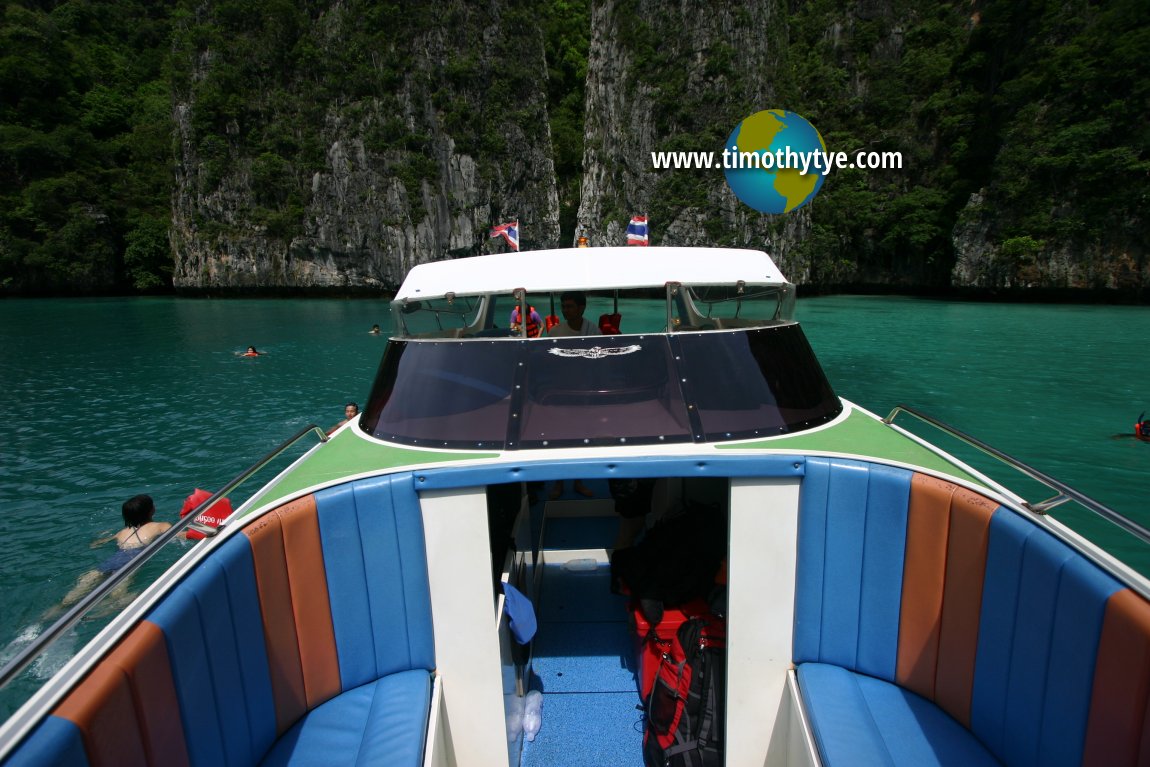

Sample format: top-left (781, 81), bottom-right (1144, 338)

top-left (953, 191), bottom-right (1147, 292)
top-left (171, 2), bottom-right (559, 292)
top-left (576, 0), bottom-right (801, 270)
top-left (168, 0), bottom-right (1146, 297)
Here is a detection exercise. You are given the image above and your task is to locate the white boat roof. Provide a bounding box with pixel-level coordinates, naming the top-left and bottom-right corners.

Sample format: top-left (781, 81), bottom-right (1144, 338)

top-left (393, 246), bottom-right (788, 300)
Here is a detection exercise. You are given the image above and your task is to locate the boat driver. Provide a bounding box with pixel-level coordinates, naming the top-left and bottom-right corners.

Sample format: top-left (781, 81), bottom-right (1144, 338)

top-left (547, 291), bottom-right (601, 337)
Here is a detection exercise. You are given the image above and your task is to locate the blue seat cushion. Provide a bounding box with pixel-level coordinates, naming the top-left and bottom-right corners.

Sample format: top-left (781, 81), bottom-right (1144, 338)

top-left (797, 663), bottom-right (1000, 766)
top-left (259, 669), bottom-right (432, 767)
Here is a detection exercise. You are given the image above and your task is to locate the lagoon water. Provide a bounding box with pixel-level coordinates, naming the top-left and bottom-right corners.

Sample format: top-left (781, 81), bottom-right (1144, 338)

top-left (1, 294), bottom-right (1148, 711)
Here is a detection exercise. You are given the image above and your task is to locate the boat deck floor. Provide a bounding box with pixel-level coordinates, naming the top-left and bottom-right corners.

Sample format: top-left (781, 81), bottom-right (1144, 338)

top-left (520, 488), bottom-right (645, 767)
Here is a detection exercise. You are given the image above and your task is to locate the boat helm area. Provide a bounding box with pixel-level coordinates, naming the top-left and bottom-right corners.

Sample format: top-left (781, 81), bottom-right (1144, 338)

top-left (390, 283), bottom-right (796, 339)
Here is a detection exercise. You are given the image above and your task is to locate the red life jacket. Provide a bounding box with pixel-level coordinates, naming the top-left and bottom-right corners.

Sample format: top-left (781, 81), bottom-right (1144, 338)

top-left (511, 306), bottom-right (542, 337)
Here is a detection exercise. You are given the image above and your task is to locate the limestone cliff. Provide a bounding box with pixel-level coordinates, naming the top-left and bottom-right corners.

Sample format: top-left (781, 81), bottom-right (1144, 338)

top-left (171, 1), bottom-right (559, 292)
top-left (164, 0), bottom-right (1146, 297)
top-left (575, 0), bottom-right (809, 274)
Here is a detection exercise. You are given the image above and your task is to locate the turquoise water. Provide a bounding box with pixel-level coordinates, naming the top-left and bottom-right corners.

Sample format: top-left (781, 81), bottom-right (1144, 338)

top-left (0, 297), bottom-right (388, 692)
top-left (0, 295), bottom-right (1148, 709)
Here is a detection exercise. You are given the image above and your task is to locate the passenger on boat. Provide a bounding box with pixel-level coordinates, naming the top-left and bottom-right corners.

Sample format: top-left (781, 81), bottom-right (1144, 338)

top-left (509, 305), bottom-right (543, 337)
top-left (546, 291), bottom-right (601, 337)
top-left (56, 495), bottom-right (172, 610)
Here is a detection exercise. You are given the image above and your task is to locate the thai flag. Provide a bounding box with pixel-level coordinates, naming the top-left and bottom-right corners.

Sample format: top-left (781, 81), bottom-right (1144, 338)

top-left (489, 221), bottom-right (520, 251)
top-left (626, 216), bottom-right (649, 246)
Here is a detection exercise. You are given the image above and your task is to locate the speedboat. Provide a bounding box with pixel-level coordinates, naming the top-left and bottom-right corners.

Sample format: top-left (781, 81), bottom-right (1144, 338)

top-left (2, 246), bottom-right (1149, 767)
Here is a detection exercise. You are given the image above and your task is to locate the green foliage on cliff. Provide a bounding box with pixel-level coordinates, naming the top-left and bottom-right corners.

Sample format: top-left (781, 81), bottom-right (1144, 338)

top-left (1, 0), bottom-right (1146, 294)
top-left (964, 0), bottom-right (1150, 288)
top-left (0, 1), bottom-right (175, 293)
top-left (543, 0), bottom-right (590, 242)
top-left (616, 0), bottom-right (1147, 291)
top-left (777, 0), bottom-right (977, 285)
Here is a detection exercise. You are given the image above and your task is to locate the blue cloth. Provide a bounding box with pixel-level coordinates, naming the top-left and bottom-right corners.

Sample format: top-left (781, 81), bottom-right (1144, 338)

top-left (96, 547), bottom-right (141, 575)
top-left (502, 582), bottom-right (537, 644)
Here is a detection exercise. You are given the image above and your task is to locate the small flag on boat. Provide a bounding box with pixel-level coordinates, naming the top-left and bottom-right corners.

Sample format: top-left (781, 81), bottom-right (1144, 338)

top-left (626, 216), bottom-right (649, 246)
top-left (490, 221), bottom-right (520, 251)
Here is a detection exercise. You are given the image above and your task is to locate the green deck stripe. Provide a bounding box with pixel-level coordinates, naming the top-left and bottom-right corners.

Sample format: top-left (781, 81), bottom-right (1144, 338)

top-left (251, 428), bottom-right (496, 509)
top-left (251, 409), bottom-right (982, 512)
top-left (718, 408), bottom-right (984, 485)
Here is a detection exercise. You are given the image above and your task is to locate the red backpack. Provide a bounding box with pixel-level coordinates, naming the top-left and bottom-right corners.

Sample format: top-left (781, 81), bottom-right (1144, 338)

top-left (642, 609), bottom-right (726, 767)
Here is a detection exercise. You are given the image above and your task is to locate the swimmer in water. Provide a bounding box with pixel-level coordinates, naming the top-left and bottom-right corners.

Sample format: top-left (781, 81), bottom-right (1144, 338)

top-left (53, 495), bottom-right (172, 614)
top-left (239, 345), bottom-right (260, 357)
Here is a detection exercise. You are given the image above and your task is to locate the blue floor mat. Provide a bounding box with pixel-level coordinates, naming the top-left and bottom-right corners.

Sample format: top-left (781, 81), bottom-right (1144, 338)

top-left (533, 621), bottom-right (638, 693)
top-left (538, 564), bottom-right (629, 623)
top-left (521, 558), bottom-right (645, 766)
top-left (520, 691), bottom-right (645, 767)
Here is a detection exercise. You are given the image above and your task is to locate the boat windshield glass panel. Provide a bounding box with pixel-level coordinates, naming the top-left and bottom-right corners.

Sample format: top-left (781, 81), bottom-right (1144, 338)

top-left (394, 295), bottom-right (485, 338)
top-left (391, 285), bottom-right (791, 339)
top-left (680, 284), bottom-right (783, 329)
top-left (675, 325), bottom-right (840, 440)
top-left (361, 323), bottom-right (842, 449)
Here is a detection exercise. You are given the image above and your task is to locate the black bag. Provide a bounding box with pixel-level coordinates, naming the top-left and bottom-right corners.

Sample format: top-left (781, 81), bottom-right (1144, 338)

top-left (643, 613), bottom-right (726, 767)
top-left (609, 500), bottom-right (726, 609)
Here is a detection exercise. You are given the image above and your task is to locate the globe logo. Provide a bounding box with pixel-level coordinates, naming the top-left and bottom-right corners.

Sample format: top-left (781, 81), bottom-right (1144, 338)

top-left (724, 110), bottom-right (827, 214)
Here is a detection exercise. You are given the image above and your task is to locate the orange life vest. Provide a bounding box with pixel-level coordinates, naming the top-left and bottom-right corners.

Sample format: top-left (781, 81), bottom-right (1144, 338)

top-left (511, 306), bottom-right (542, 337)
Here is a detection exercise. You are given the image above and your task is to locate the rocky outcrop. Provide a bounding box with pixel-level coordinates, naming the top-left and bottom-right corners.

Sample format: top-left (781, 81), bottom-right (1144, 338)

top-left (952, 191), bottom-right (1147, 292)
top-left (575, 0), bottom-right (795, 264)
top-left (172, 2), bottom-right (559, 292)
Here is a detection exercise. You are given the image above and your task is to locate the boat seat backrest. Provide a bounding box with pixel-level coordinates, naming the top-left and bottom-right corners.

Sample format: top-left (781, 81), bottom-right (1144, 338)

top-left (3, 473), bottom-right (435, 767)
top-left (795, 457), bottom-right (1150, 766)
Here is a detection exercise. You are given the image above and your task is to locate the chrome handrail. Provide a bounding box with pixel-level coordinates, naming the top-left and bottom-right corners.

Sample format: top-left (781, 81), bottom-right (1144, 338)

top-left (0, 424), bottom-right (329, 692)
top-left (884, 404), bottom-right (1150, 546)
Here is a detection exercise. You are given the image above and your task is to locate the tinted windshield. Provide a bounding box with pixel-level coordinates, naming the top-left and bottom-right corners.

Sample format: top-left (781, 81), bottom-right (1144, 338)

top-left (361, 324), bottom-right (841, 449)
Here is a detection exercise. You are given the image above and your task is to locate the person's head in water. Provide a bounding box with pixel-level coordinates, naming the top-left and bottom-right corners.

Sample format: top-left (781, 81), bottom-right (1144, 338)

top-left (122, 495), bottom-right (156, 528)
top-left (345, 402), bottom-right (359, 420)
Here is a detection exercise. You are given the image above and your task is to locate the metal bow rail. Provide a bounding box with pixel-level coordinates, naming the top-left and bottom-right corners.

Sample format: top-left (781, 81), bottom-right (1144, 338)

top-left (0, 424), bottom-right (329, 692)
top-left (884, 404), bottom-right (1150, 547)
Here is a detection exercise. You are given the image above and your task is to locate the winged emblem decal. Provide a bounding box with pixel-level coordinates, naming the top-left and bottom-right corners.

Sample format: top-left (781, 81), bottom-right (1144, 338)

top-left (548, 345), bottom-right (642, 359)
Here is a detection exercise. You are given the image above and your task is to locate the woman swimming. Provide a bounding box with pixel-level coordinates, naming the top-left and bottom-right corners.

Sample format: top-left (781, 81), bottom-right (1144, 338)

top-left (92, 494), bottom-right (171, 573)
top-left (55, 495), bottom-right (172, 610)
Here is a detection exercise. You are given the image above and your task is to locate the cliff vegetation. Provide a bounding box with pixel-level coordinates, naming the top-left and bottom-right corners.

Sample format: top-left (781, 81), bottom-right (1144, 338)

top-left (0, 0), bottom-right (1146, 297)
